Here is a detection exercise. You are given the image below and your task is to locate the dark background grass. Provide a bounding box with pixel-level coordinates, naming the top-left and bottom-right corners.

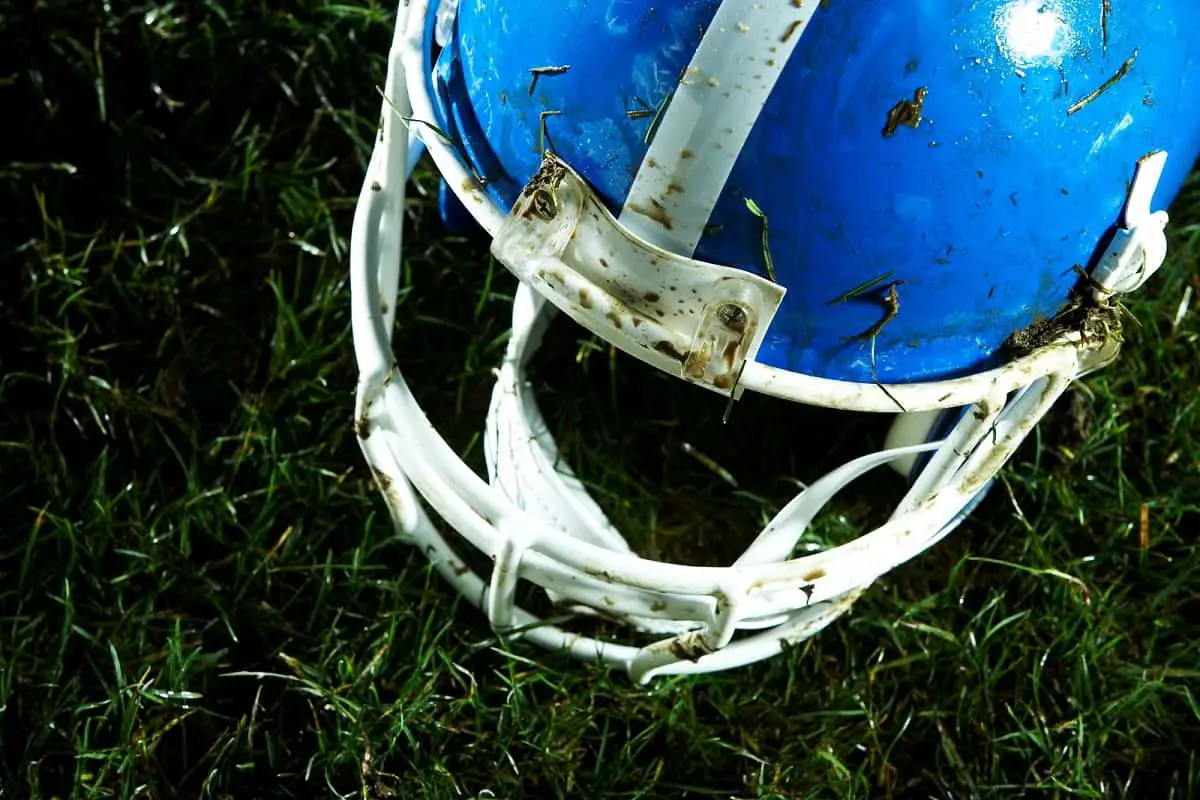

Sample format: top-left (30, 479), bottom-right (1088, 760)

top-left (3, 2), bottom-right (1199, 798)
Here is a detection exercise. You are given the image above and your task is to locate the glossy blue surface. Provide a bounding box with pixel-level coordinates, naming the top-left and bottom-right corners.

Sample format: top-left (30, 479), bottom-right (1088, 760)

top-left (431, 1), bottom-right (1200, 383)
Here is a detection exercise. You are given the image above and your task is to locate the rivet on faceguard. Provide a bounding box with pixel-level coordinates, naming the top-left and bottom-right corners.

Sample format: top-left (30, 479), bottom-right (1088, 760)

top-left (531, 187), bottom-right (558, 220)
top-left (717, 303), bottom-right (748, 333)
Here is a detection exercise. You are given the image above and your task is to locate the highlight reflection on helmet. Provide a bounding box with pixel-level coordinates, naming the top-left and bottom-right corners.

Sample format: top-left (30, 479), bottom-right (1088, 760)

top-left (349, 0), bottom-right (1200, 681)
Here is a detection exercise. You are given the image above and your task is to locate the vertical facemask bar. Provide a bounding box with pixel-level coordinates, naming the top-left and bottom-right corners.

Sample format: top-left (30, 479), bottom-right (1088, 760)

top-left (352, 3), bottom-right (413, 387)
top-left (484, 285), bottom-right (638, 556)
top-left (619, 1), bottom-right (816, 255)
top-left (400, 0), bottom-right (508, 236)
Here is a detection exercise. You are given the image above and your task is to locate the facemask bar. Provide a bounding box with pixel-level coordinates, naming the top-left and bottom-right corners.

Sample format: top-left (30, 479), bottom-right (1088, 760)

top-left (350, 0), bottom-right (1159, 681)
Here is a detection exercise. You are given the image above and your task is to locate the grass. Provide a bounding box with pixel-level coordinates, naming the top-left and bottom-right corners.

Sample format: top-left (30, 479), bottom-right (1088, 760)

top-left (2, 2), bottom-right (1199, 797)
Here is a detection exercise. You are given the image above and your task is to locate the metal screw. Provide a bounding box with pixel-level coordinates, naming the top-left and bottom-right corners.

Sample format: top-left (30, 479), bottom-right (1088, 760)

top-left (717, 303), bottom-right (747, 333)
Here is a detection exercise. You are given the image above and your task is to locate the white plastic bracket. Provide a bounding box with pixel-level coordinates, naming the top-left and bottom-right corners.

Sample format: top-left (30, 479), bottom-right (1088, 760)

top-left (1090, 150), bottom-right (1170, 302)
top-left (491, 153), bottom-right (787, 398)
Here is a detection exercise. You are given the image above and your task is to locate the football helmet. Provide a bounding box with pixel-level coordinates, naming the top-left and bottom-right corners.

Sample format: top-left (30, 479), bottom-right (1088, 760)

top-left (350, 0), bottom-right (1200, 681)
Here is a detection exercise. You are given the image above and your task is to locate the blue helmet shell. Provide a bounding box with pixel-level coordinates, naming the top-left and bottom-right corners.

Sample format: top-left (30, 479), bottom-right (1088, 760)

top-left (429, 0), bottom-right (1200, 384)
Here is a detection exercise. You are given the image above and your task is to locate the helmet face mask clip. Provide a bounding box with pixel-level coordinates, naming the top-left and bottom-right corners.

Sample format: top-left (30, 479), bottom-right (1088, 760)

top-left (350, 0), bottom-right (1200, 681)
